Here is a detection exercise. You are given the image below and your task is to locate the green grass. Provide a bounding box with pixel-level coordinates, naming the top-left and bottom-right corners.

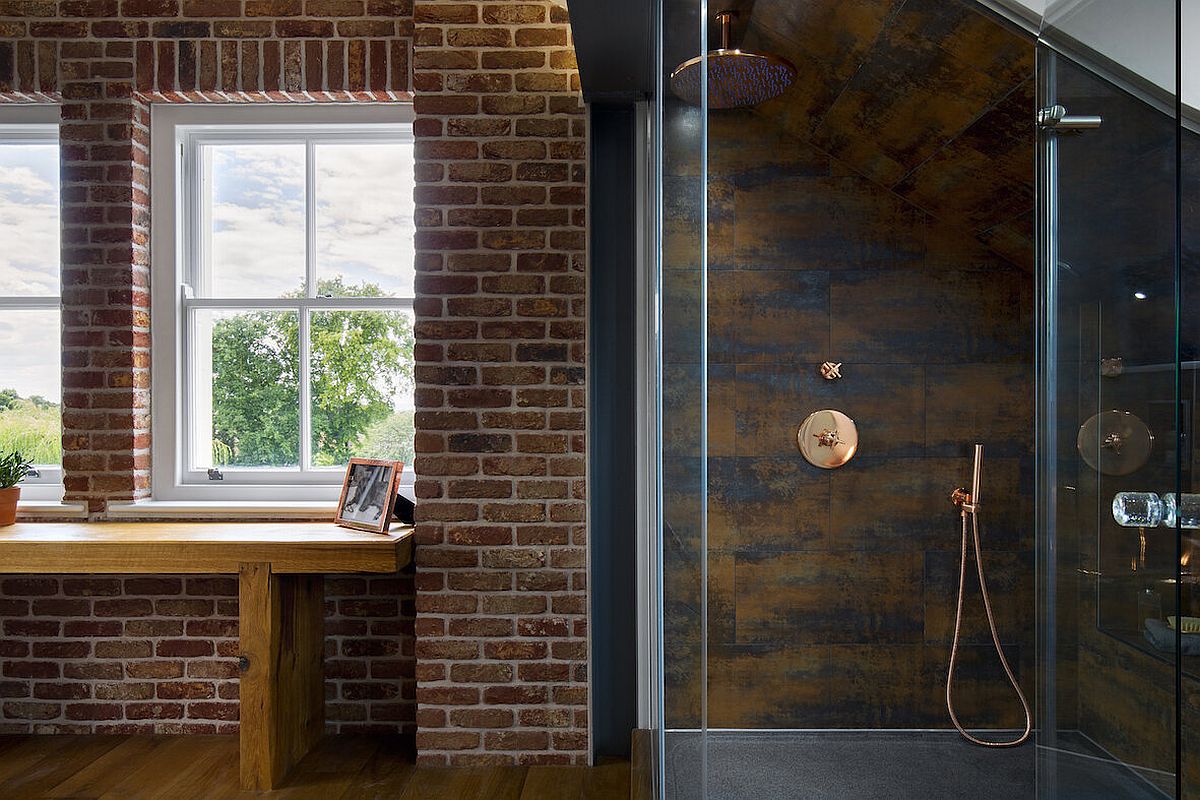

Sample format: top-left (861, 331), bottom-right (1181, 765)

top-left (0, 398), bottom-right (61, 466)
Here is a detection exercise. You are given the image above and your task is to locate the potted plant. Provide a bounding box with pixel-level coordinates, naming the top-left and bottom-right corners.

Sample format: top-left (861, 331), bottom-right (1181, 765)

top-left (0, 451), bottom-right (33, 527)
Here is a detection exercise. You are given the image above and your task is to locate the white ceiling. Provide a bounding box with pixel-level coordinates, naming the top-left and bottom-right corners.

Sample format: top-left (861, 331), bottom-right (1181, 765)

top-left (1029, 0), bottom-right (1199, 112)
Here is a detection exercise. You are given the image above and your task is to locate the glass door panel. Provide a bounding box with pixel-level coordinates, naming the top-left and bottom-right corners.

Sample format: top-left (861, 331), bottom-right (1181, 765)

top-left (659, 0), bottom-right (708, 797)
top-left (1037, 2), bottom-right (1181, 795)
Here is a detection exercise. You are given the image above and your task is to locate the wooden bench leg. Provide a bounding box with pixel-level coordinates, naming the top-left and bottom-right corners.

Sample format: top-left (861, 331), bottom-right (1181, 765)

top-left (238, 562), bottom-right (325, 791)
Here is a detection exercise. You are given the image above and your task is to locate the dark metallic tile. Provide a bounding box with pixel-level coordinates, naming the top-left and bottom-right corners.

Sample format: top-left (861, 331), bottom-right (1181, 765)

top-left (731, 270), bottom-right (830, 363)
top-left (830, 269), bottom-right (1026, 364)
top-left (924, 364), bottom-right (1034, 457)
top-left (733, 176), bottom-right (926, 271)
top-left (977, 211), bottom-right (1034, 271)
top-left (662, 363), bottom-right (737, 458)
top-left (708, 110), bottom-right (832, 183)
top-left (734, 550), bottom-right (924, 645)
top-left (707, 645), bottom-right (835, 728)
top-left (810, 0), bottom-right (1031, 187)
top-left (923, 549), bottom-right (1034, 645)
top-left (710, 456), bottom-right (831, 553)
top-left (829, 456), bottom-right (1031, 553)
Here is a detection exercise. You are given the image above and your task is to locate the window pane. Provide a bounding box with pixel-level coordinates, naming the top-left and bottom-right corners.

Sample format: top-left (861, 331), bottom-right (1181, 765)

top-left (0, 143), bottom-right (59, 296)
top-left (207, 144), bottom-right (305, 298)
top-left (0, 309), bottom-right (61, 466)
top-left (193, 309), bottom-right (299, 470)
top-left (315, 142), bottom-right (415, 298)
top-left (310, 308), bottom-right (414, 468)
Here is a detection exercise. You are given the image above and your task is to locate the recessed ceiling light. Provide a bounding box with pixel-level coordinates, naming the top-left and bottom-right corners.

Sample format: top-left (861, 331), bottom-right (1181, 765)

top-left (1134, 291), bottom-right (1148, 300)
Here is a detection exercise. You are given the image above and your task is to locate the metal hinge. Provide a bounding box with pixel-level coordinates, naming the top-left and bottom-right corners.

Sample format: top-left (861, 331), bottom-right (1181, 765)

top-left (1037, 105), bottom-right (1102, 132)
top-left (207, 468), bottom-right (224, 481)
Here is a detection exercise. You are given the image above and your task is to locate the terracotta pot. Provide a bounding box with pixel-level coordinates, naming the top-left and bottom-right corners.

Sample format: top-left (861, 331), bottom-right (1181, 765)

top-left (0, 486), bottom-right (18, 527)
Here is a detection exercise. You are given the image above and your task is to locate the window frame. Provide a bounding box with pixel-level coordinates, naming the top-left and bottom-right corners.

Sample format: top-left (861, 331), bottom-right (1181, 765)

top-left (0, 104), bottom-right (63, 501)
top-left (150, 103), bottom-right (416, 502)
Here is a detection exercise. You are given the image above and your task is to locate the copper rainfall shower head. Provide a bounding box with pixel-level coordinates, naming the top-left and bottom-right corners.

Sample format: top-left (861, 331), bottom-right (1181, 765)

top-left (669, 10), bottom-right (797, 109)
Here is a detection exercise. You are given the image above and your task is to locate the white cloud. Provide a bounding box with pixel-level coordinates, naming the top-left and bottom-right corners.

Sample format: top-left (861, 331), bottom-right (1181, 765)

top-left (0, 144), bottom-right (60, 296)
top-left (206, 142), bottom-right (416, 299)
top-left (0, 165), bottom-right (53, 197)
top-left (209, 144), bottom-right (307, 297)
top-left (0, 309), bottom-right (60, 400)
top-left (315, 143), bottom-right (416, 297)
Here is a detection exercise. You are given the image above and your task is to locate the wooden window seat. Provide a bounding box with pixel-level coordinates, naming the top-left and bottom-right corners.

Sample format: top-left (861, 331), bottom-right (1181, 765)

top-left (0, 521), bottom-right (414, 791)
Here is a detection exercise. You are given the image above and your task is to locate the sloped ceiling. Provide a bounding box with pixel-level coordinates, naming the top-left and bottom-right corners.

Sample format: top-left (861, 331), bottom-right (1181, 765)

top-left (740, 0), bottom-right (1037, 267)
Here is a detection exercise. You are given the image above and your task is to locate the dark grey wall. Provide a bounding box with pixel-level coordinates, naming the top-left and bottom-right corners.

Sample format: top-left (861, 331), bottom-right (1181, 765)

top-left (588, 102), bottom-right (640, 757)
top-left (565, 0), bottom-right (654, 101)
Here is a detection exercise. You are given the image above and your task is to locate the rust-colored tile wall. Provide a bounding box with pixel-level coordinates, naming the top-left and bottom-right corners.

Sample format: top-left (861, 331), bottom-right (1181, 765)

top-left (745, 0), bottom-right (1036, 267)
top-left (662, 107), bottom-right (1035, 730)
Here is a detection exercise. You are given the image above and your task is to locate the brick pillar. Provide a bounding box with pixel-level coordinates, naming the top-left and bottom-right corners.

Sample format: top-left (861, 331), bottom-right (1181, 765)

top-left (411, 0), bottom-right (589, 766)
top-left (59, 43), bottom-right (149, 508)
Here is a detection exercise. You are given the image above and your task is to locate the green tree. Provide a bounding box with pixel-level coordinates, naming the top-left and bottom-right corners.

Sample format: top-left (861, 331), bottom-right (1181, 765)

top-left (211, 310), bottom-right (300, 466)
top-left (357, 410), bottom-right (416, 466)
top-left (210, 277), bottom-right (414, 467)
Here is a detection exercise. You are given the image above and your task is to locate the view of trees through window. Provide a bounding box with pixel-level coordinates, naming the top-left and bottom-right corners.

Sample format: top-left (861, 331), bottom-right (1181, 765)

top-left (0, 123), bottom-right (419, 482)
top-left (209, 278), bottom-right (415, 469)
top-left (193, 135), bottom-right (417, 473)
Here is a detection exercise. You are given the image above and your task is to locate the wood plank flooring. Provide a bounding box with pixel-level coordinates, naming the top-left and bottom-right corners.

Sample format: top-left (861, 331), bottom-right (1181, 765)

top-left (0, 735), bottom-right (631, 800)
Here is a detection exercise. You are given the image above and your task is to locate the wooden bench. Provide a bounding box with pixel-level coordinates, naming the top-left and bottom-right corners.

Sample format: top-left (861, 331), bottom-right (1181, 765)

top-left (0, 521), bottom-right (413, 791)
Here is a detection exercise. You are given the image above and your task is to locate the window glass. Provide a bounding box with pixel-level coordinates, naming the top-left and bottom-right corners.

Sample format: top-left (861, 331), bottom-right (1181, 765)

top-left (165, 117), bottom-right (415, 492)
top-left (315, 142), bottom-right (416, 298)
top-left (207, 143), bottom-right (306, 298)
top-left (309, 308), bottom-right (415, 468)
top-left (193, 308), bottom-right (300, 471)
top-left (0, 309), bottom-right (61, 467)
top-left (0, 134), bottom-right (61, 473)
top-left (0, 142), bottom-right (58, 296)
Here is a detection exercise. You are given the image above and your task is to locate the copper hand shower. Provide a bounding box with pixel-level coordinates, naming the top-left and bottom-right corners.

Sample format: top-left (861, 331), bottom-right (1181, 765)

top-left (946, 444), bottom-right (1032, 747)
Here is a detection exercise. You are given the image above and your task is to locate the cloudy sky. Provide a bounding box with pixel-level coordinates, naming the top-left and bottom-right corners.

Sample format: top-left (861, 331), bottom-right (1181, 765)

top-left (209, 141), bottom-right (416, 299)
top-left (0, 139), bottom-right (416, 406)
top-left (0, 142), bottom-right (60, 402)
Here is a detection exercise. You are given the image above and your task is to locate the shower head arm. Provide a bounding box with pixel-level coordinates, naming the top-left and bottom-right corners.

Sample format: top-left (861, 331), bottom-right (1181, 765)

top-left (715, 10), bottom-right (734, 50)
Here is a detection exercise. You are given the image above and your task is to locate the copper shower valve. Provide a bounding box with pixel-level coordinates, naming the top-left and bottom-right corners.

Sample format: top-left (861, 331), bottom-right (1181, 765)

top-left (950, 487), bottom-right (978, 514)
top-left (814, 428), bottom-right (842, 448)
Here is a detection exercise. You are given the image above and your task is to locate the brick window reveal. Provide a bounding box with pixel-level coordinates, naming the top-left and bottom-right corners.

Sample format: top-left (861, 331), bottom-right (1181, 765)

top-left (0, 0), bottom-right (589, 764)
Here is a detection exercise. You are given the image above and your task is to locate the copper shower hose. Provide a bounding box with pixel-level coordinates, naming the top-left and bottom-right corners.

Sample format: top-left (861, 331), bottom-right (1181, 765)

top-left (945, 500), bottom-right (1033, 747)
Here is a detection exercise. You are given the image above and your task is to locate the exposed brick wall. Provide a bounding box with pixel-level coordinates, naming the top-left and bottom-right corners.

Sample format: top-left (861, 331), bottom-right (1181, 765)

top-left (0, 0), bottom-right (591, 765)
top-left (0, 572), bottom-right (415, 734)
top-left (0, 0), bottom-right (420, 739)
top-left (410, 0), bottom-right (588, 766)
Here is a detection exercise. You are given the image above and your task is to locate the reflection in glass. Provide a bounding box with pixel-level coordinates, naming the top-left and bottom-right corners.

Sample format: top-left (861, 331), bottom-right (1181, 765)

top-left (1037, 21), bottom-right (1182, 794)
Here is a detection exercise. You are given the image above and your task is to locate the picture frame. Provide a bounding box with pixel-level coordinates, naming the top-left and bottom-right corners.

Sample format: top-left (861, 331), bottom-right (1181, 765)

top-left (335, 458), bottom-right (403, 534)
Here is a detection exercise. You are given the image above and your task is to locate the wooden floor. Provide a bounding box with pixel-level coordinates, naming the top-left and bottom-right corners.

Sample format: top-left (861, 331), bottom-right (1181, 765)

top-left (0, 735), bottom-right (631, 800)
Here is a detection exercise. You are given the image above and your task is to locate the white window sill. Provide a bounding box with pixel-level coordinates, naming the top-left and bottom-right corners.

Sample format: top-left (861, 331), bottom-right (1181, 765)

top-left (16, 501), bottom-right (89, 520)
top-left (104, 500), bottom-right (337, 521)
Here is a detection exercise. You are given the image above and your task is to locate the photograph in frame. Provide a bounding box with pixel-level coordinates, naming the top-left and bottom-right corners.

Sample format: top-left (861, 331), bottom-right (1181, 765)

top-left (335, 458), bottom-right (402, 533)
